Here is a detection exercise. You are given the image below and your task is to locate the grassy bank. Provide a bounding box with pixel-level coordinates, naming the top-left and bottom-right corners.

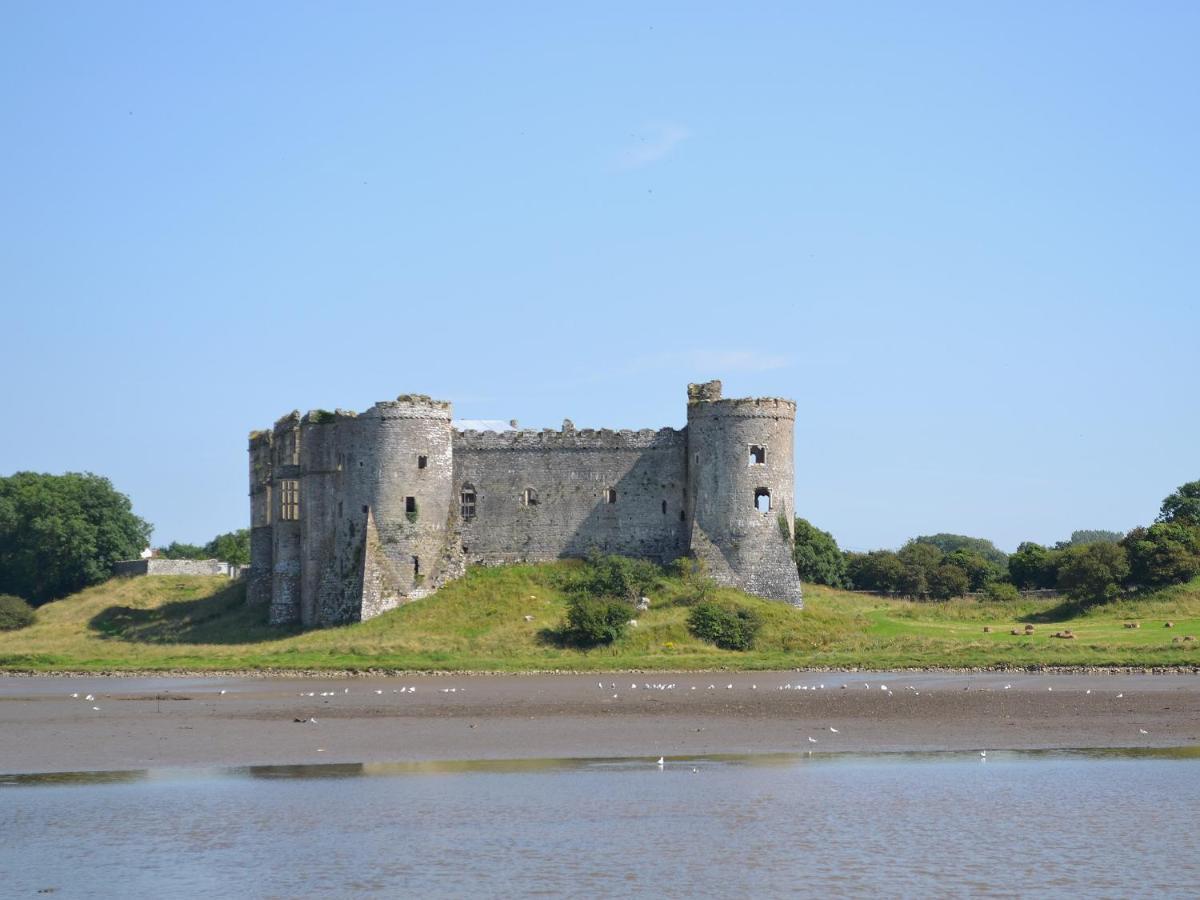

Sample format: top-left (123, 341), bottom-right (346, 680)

top-left (1, 564), bottom-right (1199, 673)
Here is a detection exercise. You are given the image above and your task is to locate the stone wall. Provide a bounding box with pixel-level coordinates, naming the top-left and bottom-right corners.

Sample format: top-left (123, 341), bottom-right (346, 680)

top-left (454, 426), bottom-right (689, 566)
top-left (114, 558), bottom-right (239, 578)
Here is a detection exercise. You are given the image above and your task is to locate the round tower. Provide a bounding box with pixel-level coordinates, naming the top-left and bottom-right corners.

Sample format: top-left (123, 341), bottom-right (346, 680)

top-left (685, 380), bottom-right (803, 606)
top-left (353, 394), bottom-right (456, 619)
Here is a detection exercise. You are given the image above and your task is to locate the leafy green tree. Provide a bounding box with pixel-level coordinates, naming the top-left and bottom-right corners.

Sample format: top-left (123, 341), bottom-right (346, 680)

top-left (0, 472), bottom-right (152, 605)
top-left (942, 549), bottom-right (1001, 591)
top-left (204, 529), bottom-right (251, 566)
top-left (1121, 524), bottom-right (1200, 588)
top-left (898, 541), bottom-right (944, 597)
top-left (910, 534), bottom-right (1008, 569)
top-left (1056, 542), bottom-right (1130, 606)
top-left (1008, 542), bottom-right (1058, 590)
top-left (927, 564), bottom-right (970, 600)
top-left (1056, 529), bottom-right (1122, 549)
top-left (792, 518), bottom-right (847, 587)
top-left (158, 542), bottom-right (207, 560)
top-left (1157, 480), bottom-right (1200, 526)
top-left (845, 550), bottom-right (906, 592)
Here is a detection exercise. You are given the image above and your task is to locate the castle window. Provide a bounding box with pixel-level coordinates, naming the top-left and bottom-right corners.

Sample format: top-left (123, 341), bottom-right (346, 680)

top-left (750, 445), bottom-right (766, 465)
top-left (604, 488), bottom-right (617, 504)
top-left (412, 556), bottom-right (420, 577)
top-left (522, 488), bottom-right (538, 507)
top-left (680, 509), bottom-right (686, 521)
top-left (280, 480), bottom-right (300, 521)
top-left (461, 485), bottom-right (476, 521)
top-left (662, 500), bottom-right (667, 515)
top-left (406, 496), bottom-right (418, 522)
top-left (418, 455), bottom-right (427, 470)
top-left (337, 501), bottom-right (343, 518)
top-left (754, 487), bottom-right (771, 513)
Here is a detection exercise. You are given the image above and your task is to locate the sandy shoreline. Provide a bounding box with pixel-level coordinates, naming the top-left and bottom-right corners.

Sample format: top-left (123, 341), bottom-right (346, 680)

top-left (2, 671), bottom-right (1198, 775)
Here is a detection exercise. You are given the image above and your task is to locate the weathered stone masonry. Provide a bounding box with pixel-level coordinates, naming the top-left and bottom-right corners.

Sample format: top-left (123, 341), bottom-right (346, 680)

top-left (248, 381), bottom-right (803, 626)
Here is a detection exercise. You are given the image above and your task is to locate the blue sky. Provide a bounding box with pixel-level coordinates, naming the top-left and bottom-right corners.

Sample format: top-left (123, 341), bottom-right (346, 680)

top-left (2, 2), bottom-right (1197, 552)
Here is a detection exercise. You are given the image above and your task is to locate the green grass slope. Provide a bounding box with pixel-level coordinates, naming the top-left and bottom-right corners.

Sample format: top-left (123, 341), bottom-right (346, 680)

top-left (1, 565), bottom-right (1198, 672)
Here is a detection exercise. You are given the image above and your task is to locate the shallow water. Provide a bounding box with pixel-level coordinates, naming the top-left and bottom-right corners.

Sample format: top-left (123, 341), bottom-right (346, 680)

top-left (3, 750), bottom-right (1198, 898)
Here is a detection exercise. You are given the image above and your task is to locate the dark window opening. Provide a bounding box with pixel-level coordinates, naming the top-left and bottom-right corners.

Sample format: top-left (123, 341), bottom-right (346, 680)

top-left (405, 496), bottom-right (418, 522)
top-left (522, 487), bottom-right (538, 507)
top-left (461, 485), bottom-right (477, 520)
top-left (680, 510), bottom-right (686, 521)
top-left (280, 480), bottom-right (300, 521)
top-left (337, 501), bottom-right (343, 518)
top-left (417, 455), bottom-right (428, 469)
top-left (750, 445), bottom-right (766, 465)
top-left (362, 505), bottom-right (369, 514)
top-left (412, 556), bottom-right (420, 577)
top-left (604, 488), bottom-right (617, 504)
top-left (661, 500), bottom-right (667, 515)
top-left (754, 487), bottom-right (771, 513)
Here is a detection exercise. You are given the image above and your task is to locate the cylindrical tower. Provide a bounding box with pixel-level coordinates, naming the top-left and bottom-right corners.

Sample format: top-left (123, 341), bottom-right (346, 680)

top-left (685, 380), bottom-right (803, 606)
top-left (353, 394), bottom-right (456, 620)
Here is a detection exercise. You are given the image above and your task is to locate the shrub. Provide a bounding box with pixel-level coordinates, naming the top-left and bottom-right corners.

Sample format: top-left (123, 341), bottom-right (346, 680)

top-left (0, 594), bottom-right (35, 630)
top-left (981, 582), bottom-right (1021, 603)
top-left (564, 596), bottom-right (631, 646)
top-left (687, 602), bottom-right (763, 651)
top-left (927, 564), bottom-right (970, 601)
top-left (565, 552), bottom-right (661, 601)
top-left (672, 557), bottom-right (716, 605)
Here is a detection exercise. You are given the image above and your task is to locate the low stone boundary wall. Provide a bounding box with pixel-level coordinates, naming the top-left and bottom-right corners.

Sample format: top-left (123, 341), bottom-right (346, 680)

top-left (113, 559), bottom-right (242, 578)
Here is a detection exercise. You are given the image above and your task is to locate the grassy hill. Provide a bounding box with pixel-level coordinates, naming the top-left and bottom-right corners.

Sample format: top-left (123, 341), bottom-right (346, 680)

top-left (1, 563), bottom-right (1199, 672)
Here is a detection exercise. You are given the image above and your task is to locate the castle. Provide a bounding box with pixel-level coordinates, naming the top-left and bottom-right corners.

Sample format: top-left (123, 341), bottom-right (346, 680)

top-left (247, 380), bottom-right (802, 626)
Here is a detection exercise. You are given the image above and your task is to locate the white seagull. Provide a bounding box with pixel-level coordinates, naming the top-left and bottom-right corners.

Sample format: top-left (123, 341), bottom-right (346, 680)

top-left (656, 757), bottom-right (664, 767)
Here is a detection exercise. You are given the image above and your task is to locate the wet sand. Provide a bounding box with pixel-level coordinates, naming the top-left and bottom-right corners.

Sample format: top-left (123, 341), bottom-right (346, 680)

top-left (2, 671), bottom-right (1198, 774)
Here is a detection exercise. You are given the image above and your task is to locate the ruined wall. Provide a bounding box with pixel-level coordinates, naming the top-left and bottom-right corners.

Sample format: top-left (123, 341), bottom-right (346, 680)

top-left (453, 426), bottom-right (689, 566)
top-left (115, 558), bottom-right (239, 578)
top-left (247, 431), bottom-right (274, 605)
top-left (686, 382), bottom-right (803, 606)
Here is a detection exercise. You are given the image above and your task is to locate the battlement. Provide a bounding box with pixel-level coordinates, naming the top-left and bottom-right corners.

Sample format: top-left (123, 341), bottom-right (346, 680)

top-left (455, 425), bottom-right (684, 451)
top-left (687, 396), bottom-right (797, 419)
top-left (366, 397), bottom-right (453, 420)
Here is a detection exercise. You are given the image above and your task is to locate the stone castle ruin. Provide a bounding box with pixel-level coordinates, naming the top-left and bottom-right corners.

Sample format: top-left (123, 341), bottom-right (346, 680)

top-left (248, 380), bottom-right (802, 626)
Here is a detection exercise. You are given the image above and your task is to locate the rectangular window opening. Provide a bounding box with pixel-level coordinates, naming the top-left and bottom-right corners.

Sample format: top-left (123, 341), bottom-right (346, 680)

top-left (405, 496), bottom-right (418, 522)
top-left (280, 480), bottom-right (300, 521)
top-left (754, 488), bottom-right (771, 513)
top-left (750, 445), bottom-right (766, 465)
top-left (417, 455), bottom-right (428, 469)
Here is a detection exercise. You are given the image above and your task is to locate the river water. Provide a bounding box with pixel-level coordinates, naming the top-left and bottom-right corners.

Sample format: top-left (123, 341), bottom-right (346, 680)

top-left (3, 749), bottom-right (1198, 898)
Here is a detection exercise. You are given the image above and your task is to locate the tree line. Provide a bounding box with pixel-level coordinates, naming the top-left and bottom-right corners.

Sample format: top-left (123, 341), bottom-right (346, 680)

top-left (794, 480), bottom-right (1200, 606)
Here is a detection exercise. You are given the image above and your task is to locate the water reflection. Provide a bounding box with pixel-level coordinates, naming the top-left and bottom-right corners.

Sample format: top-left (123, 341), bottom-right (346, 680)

top-left (4, 745), bottom-right (1198, 787)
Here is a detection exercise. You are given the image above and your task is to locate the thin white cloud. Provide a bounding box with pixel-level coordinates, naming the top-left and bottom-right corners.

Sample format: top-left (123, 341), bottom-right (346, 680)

top-left (617, 122), bottom-right (691, 169)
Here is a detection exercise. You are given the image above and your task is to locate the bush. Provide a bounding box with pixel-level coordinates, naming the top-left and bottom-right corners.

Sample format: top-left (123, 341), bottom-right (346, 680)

top-left (981, 582), bottom-right (1021, 603)
top-left (564, 552), bottom-right (661, 601)
top-left (1056, 542), bottom-right (1130, 606)
top-left (564, 596), bottom-right (631, 646)
top-left (672, 557), bottom-right (717, 605)
top-left (687, 602), bottom-right (763, 651)
top-left (927, 564), bottom-right (970, 601)
top-left (0, 594), bottom-right (35, 630)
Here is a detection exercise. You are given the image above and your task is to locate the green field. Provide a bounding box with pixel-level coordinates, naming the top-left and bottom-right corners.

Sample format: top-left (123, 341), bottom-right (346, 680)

top-left (1, 563), bottom-right (1199, 672)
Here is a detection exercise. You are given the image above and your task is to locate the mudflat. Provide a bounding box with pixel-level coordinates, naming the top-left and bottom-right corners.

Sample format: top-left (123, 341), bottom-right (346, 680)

top-left (2, 672), bottom-right (1198, 775)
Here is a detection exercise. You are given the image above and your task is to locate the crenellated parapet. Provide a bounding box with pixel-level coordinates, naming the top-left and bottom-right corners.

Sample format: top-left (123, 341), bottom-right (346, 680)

top-left (454, 426), bottom-right (684, 452)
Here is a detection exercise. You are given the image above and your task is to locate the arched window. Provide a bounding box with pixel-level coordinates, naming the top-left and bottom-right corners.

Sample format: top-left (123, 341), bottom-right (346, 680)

top-left (604, 488), bottom-right (617, 504)
top-left (754, 487), bottom-right (771, 513)
top-left (749, 445), bottom-right (766, 465)
top-left (522, 487), bottom-right (538, 507)
top-left (460, 484), bottom-right (477, 520)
